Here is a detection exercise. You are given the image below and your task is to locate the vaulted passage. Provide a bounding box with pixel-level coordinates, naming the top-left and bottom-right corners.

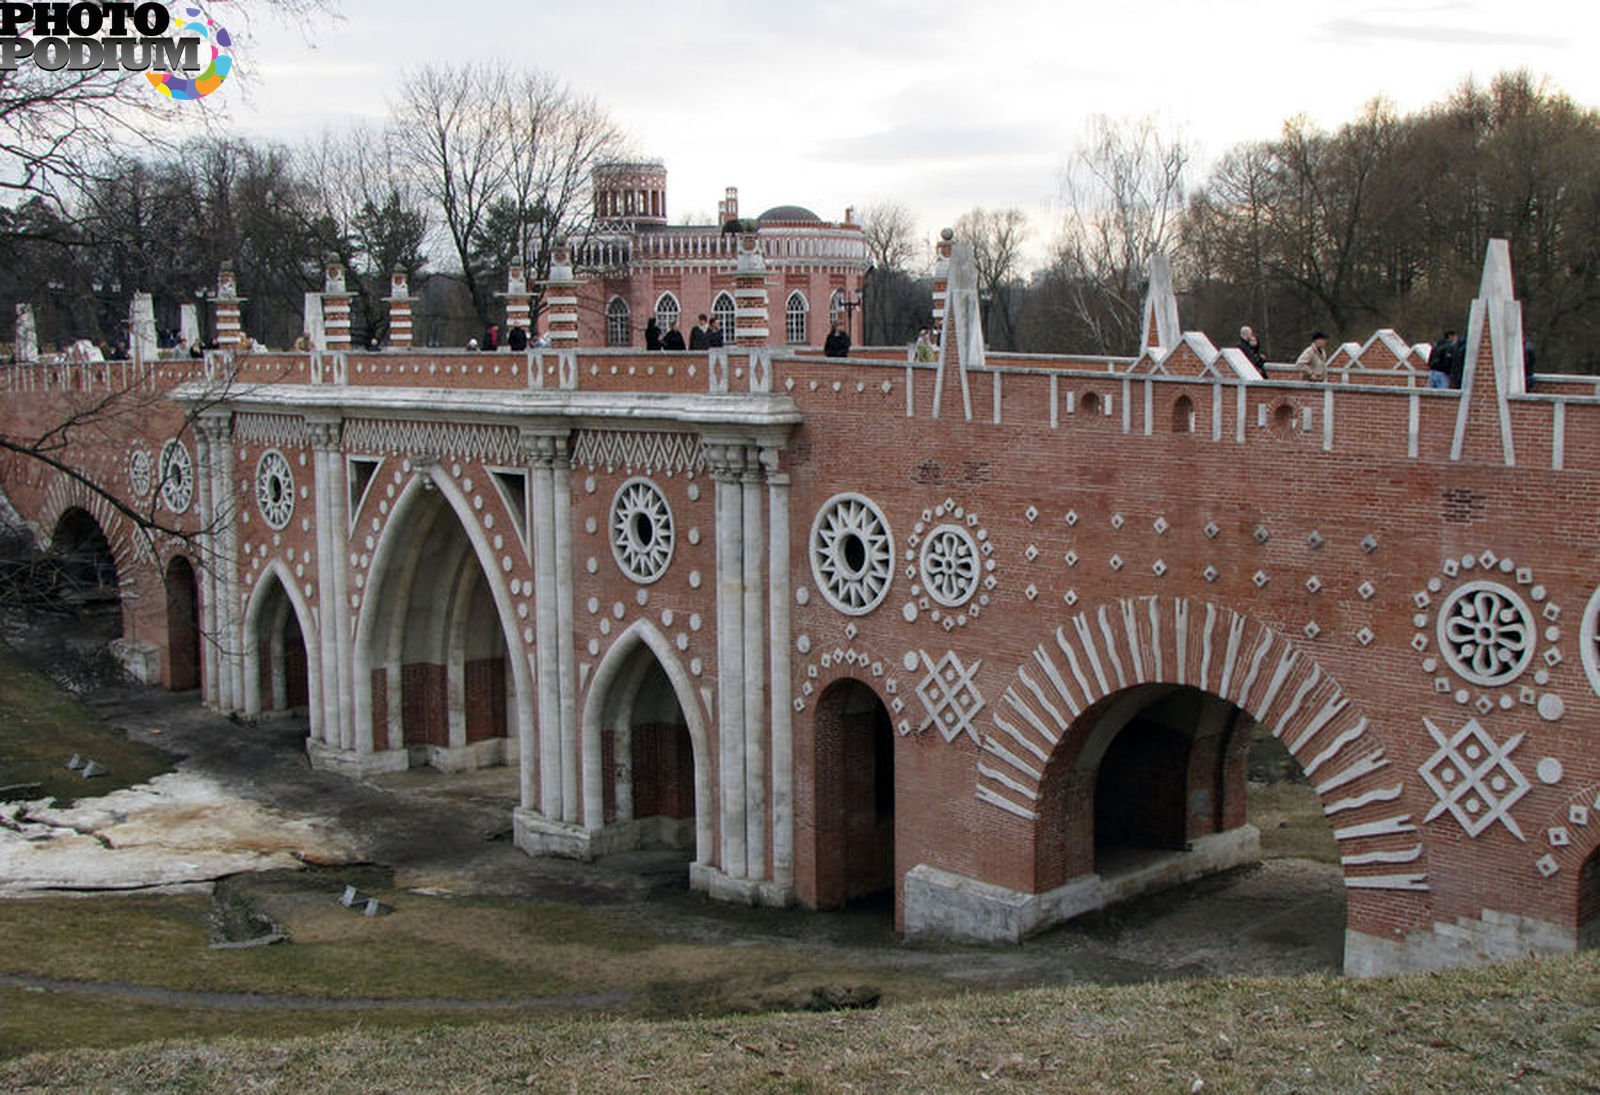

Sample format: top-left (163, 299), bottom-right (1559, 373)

top-left (250, 572), bottom-right (309, 714)
top-left (363, 487), bottom-right (516, 771)
top-left (807, 678), bottom-right (895, 909)
top-left (163, 555), bottom-right (199, 692)
top-left (600, 654), bottom-right (696, 857)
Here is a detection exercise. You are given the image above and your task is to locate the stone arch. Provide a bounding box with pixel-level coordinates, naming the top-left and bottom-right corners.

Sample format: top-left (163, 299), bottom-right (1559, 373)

top-left (977, 597), bottom-right (1427, 900)
top-left (1578, 841), bottom-right (1600, 949)
top-left (580, 618), bottom-right (713, 864)
top-left (1171, 393), bottom-right (1196, 434)
top-left (352, 468), bottom-right (533, 780)
top-left (242, 559), bottom-right (321, 731)
top-left (36, 474), bottom-right (141, 590)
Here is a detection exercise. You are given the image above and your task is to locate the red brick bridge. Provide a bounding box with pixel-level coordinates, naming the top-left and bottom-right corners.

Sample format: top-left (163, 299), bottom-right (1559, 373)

top-left (2, 237), bottom-right (1597, 975)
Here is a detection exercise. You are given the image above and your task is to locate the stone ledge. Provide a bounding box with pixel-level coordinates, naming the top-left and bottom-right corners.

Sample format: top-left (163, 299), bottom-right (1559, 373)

top-left (905, 826), bottom-right (1261, 944)
top-left (1345, 909), bottom-right (1579, 977)
top-left (305, 740), bottom-right (408, 778)
top-left (689, 863), bottom-right (793, 908)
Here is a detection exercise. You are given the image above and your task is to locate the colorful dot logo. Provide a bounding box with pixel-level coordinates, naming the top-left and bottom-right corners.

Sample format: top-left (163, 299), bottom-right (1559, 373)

top-left (148, 4), bottom-right (231, 100)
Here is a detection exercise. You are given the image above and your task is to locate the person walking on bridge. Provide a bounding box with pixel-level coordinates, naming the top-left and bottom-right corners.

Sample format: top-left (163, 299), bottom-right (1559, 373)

top-left (1296, 331), bottom-right (1329, 381)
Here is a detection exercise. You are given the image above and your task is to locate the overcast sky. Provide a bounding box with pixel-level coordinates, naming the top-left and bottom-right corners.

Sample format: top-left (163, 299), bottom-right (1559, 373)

top-left (210, 0), bottom-right (1594, 266)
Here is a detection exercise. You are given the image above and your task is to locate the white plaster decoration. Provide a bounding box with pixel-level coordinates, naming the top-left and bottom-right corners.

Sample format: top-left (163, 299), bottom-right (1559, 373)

top-left (571, 430), bottom-right (705, 476)
top-left (127, 446), bottom-right (152, 498)
top-left (234, 413), bottom-right (309, 449)
top-left (1110, 512), bottom-right (1124, 530)
top-left (1307, 530), bottom-right (1324, 549)
top-left (1253, 525), bottom-right (1270, 544)
top-left (1436, 579), bottom-right (1535, 687)
top-left (1361, 534), bottom-right (1380, 554)
top-left (809, 493), bottom-right (894, 616)
top-left (1536, 757), bottom-right (1563, 784)
top-left (914, 650), bottom-right (985, 743)
top-left (158, 438), bottom-right (193, 513)
top-left (254, 449), bottom-right (296, 530)
top-left (1305, 575), bottom-right (1323, 594)
top-left (342, 419), bottom-right (519, 465)
top-left (1203, 566), bottom-right (1218, 583)
top-left (1358, 581), bottom-right (1376, 601)
top-left (1252, 570), bottom-right (1269, 588)
top-left (1419, 717), bottom-right (1529, 840)
top-left (608, 478), bottom-right (675, 584)
top-left (1203, 521), bottom-right (1220, 539)
top-left (1064, 509), bottom-right (1078, 527)
top-left (919, 523), bottom-right (981, 608)
top-left (1582, 586), bottom-right (1600, 699)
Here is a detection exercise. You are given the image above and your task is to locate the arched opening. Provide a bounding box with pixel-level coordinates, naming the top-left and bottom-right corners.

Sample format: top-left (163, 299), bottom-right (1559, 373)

top-left (163, 555), bottom-right (200, 692)
top-left (600, 655), bottom-right (696, 858)
top-left (808, 678), bottom-right (895, 909)
top-left (1578, 845), bottom-right (1600, 949)
top-left (48, 508), bottom-right (122, 637)
top-left (1080, 391), bottom-right (1102, 418)
top-left (605, 296), bottom-right (631, 347)
top-left (1172, 394), bottom-right (1196, 434)
top-left (362, 485), bottom-right (517, 771)
top-left (250, 571), bottom-right (309, 714)
top-left (1036, 682), bottom-right (1344, 968)
top-left (712, 292), bottom-right (736, 340)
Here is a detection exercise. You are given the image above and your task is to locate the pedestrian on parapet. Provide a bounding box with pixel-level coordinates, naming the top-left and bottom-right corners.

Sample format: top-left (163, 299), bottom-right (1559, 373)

top-left (507, 325), bottom-right (528, 352)
top-left (1448, 331), bottom-right (1468, 389)
top-left (1237, 325), bottom-right (1266, 370)
top-left (914, 329), bottom-right (937, 362)
top-left (366, 336), bottom-right (381, 352)
top-left (466, 337), bottom-right (480, 351)
top-left (292, 331), bottom-right (312, 352)
top-left (1426, 330), bottom-right (1455, 389)
top-left (1295, 331), bottom-right (1329, 381)
top-left (689, 314), bottom-right (710, 350)
top-left (707, 317), bottom-right (725, 348)
top-left (532, 329), bottom-right (550, 348)
top-left (824, 320), bottom-right (851, 358)
top-left (1523, 339), bottom-right (1536, 392)
top-left (485, 324), bottom-right (499, 351)
top-left (661, 321), bottom-right (686, 351)
top-left (645, 317), bottom-right (662, 351)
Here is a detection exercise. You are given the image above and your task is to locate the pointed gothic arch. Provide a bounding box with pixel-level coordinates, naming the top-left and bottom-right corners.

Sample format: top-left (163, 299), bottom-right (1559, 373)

top-left (580, 618), bottom-right (713, 865)
top-left (242, 559), bottom-right (320, 728)
top-left (352, 468), bottom-right (534, 781)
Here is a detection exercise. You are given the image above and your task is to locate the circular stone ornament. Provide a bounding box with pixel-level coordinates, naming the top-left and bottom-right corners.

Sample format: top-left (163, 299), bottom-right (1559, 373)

top-left (609, 478), bottom-right (674, 583)
top-left (128, 447), bottom-right (153, 498)
top-left (1436, 579), bottom-right (1535, 687)
top-left (919, 523), bottom-right (980, 608)
top-left (159, 438), bottom-right (193, 514)
top-left (810, 492), bottom-right (894, 616)
top-left (254, 449), bottom-right (295, 530)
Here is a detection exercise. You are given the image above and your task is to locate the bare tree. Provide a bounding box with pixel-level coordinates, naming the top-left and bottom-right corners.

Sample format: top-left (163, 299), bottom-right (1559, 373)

top-left (1046, 115), bottom-right (1190, 354)
top-left (953, 206), bottom-right (1029, 350)
top-left (859, 201), bottom-right (926, 344)
top-left (860, 201), bottom-right (920, 273)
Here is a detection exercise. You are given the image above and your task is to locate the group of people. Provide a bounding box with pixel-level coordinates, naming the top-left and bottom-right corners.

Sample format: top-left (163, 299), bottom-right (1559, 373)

top-left (463, 324), bottom-right (547, 352)
top-left (645, 314), bottom-right (726, 351)
top-left (1237, 324), bottom-right (1332, 380)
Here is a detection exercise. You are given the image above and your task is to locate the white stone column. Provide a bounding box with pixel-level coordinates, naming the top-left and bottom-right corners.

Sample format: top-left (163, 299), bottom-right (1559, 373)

top-left (192, 421), bottom-right (221, 707)
top-left (307, 420), bottom-right (347, 749)
top-left (325, 443), bottom-right (354, 748)
top-left (706, 442), bottom-right (747, 877)
top-left (762, 447), bottom-right (794, 889)
top-left (525, 431), bottom-right (564, 819)
top-left (551, 439), bottom-right (580, 826)
top-left (740, 449), bottom-right (766, 880)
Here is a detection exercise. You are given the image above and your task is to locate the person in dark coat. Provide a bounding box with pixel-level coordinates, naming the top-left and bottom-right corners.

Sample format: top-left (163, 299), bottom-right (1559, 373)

top-left (485, 324), bottom-right (499, 351)
top-left (707, 317), bottom-right (725, 347)
top-left (644, 317), bottom-right (662, 351)
top-left (661, 321), bottom-right (686, 351)
top-left (1236, 325), bottom-right (1266, 370)
top-left (507, 325), bottom-right (528, 352)
top-left (1523, 338), bottom-right (1536, 392)
top-left (1426, 330), bottom-right (1455, 389)
top-left (1448, 331), bottom-right (1468, 389)
top-left (688, 314), bottom-right (710, 350)
top-left (823, 320), bottom-right (850, 358)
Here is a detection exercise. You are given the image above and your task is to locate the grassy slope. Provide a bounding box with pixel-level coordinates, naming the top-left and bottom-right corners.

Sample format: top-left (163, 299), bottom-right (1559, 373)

top-left (0, 952), bottom-right (1594, 1093)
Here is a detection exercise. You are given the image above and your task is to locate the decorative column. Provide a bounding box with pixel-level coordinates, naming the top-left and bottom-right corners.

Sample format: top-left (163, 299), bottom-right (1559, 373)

top-left (195, 411), bottom-right (242, 711)
top-left (214, 263), bottom-right (244, 349)
top-left (705, 441), bottom-right (748, 879)
top-left (931, 228), bottom-right (953, 347)
top-left (383, 270), bottom-right (413, 349)
top-left (320, 257), bottom-right (353, 350)
top-left (761, 445), bottom-right (794, 891)
top-left (129, 293), bottom-right (157, 362)
top-left (733, 225), bottom-right (769, 347)
top-left (498, 263), bottom-right (534, 342)
top-left (14, 303), bottom-right (37, 364)
top-left (305, 417), bottom-right (351, 751)
top-left (542, 242), bottom-right (580, 346)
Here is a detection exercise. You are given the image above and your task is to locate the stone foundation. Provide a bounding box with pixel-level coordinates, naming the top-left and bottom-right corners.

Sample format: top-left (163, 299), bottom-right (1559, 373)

top-left (305, 740), bottom-right (408, 778)
top-left (1345, 909), bottom-right (1580, 976)
top-left (109, 638), bottom-right (160, 684)
top-left (905, 825), bottom-right (1261, 943)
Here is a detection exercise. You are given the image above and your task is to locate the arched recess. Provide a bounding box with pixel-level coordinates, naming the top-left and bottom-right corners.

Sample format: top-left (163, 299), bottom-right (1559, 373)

top-left (805, 677), bottom-right (896, 909)
top-left (976, 598), bottom-right (1426, 915)
top-left (353, 470), bottom-right (532, 777)
top-left (164, 554), bottom-right (201, 692)
top-left (242, 560), bottom-right (320, 728)
top-left (1578, 844), bottom-right (1600, 950)
top-left (36, 476), bottom-right (141, 633)
top-left (48, 506), bottom-right (123, 632)
top-left (580, 618), bottom-right (712, 866)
